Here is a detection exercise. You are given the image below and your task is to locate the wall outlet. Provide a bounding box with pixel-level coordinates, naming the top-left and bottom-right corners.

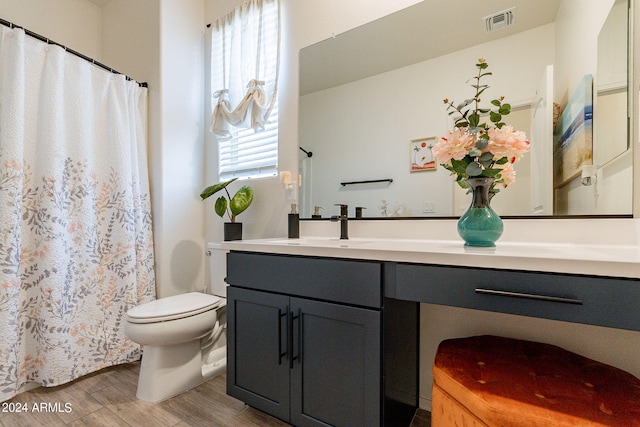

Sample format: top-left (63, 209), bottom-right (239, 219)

top-left (423, 201), bottom-right (435, 213)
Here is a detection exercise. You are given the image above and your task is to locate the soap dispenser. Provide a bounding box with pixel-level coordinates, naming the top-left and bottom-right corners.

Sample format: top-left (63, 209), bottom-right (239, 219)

top-left (312, 205), bottom-right (323, 219)
top-left (288, 203), bottom-right (300, 238)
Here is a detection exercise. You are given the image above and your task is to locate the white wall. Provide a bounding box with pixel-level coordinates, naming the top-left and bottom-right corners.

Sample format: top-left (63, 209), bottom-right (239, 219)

top-left (101, 0), bottom-right (206, 298)
top-left (0, 0), bottom-right (102, 58)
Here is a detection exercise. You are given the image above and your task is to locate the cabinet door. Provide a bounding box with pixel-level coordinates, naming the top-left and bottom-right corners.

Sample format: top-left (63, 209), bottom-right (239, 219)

top-left (227, 287), bottom-right (290, 421)
top-left (290, 297), bottom-right (381, 427)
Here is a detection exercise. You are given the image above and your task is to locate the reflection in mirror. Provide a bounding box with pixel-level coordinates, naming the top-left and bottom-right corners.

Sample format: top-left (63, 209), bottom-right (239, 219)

top-left (298, 0), bottom-right (632, 219)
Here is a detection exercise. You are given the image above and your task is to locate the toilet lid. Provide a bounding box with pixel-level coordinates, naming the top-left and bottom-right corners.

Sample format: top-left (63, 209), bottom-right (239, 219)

top-left (127, 292), bottom-right (223, 323)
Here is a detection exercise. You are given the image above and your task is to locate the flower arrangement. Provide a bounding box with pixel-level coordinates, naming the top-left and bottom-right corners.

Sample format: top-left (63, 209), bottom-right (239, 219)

top-left (432, 59), bottom-right (530, 194)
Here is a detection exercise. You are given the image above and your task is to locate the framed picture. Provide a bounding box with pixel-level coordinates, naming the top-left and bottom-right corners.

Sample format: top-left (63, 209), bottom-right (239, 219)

top-left (553, 74), bottom-right (593, 186)
top-left (410, 136), bottom-right (437, 171)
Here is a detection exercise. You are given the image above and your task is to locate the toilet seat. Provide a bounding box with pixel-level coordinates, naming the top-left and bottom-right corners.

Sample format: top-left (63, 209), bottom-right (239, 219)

top-left (127, 292), bottom-right (223, 324)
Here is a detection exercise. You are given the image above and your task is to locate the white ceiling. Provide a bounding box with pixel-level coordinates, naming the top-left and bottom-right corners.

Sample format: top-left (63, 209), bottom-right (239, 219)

top-left (300, 0), bottom-right (562, 95)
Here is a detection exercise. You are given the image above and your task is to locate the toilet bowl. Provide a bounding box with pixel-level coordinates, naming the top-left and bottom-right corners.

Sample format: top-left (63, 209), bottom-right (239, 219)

top-left (125, 243), bottom-right (228, 402)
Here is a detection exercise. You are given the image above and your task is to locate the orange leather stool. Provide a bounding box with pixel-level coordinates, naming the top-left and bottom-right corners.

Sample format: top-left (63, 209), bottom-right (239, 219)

top-left (432, 335), bottom-right (640, 426)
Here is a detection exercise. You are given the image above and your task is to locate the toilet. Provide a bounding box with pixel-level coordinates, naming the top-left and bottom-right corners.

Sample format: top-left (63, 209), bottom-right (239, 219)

top-left (125, 243), bottom-right (228, 402)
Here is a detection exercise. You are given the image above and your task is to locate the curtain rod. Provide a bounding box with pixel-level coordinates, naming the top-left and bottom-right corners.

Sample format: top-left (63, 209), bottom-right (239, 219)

top-left (0, 17), bottom-right (148, 88)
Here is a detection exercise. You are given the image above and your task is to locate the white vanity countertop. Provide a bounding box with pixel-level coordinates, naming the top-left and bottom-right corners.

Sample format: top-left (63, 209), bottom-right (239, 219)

top-left (220, 237), bottom-right (640, 279)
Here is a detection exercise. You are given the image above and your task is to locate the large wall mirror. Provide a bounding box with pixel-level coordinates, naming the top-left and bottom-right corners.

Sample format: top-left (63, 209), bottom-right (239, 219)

top-left (298, 0), bottom-right (632, 219)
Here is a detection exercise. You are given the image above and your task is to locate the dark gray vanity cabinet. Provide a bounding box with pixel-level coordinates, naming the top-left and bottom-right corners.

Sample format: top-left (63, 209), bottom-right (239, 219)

top-left (226, 252), bottom-right (418, 427)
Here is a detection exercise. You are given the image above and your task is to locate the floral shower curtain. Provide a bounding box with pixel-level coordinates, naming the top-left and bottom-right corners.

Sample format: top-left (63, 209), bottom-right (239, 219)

top-left (0, 27), bottom-right (155, 402)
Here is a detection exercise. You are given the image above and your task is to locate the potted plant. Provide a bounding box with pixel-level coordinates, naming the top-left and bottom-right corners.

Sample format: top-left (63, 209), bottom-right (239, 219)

top-left (200, 177), bottom-right (254, 241)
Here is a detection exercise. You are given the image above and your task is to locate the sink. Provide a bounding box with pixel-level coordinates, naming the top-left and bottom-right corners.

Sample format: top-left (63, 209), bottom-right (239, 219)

top-left (267, 238), bottom-right (373, 247)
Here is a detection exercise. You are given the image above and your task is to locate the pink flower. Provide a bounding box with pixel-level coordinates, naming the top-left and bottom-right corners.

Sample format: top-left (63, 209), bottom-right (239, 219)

top-left (433, 128), bottom-right (476, 164)
top-left (487, 125), bottom-right (529, 162)
top-left (496, 162), bottom-right (516, 187)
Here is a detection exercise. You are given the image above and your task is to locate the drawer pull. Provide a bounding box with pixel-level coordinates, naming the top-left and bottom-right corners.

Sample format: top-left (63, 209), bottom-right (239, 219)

top-left (475, 288), bottom-right (583, 305)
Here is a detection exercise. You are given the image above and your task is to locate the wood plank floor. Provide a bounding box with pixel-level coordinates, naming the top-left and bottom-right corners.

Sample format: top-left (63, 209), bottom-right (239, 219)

top-left (1, 362), bottom-right (431, 427)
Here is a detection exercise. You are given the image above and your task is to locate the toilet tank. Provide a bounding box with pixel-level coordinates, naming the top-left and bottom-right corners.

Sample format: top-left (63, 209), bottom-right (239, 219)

top-left (207, 243), bottom-right (228, 297)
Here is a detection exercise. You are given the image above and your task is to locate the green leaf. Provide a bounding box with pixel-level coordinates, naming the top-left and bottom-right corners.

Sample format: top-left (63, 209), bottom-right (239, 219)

top-left (483, 168), bottom-right (502, 178)
top-left (476, 139), bottom-right (489, 150)
top-left (499, 104), bottom-right (511, 115)
top-left (490, 99), bottom-right (501, 106)
top-left (479, 153), bottom-right (494, 167)
top-left (200, 177), bottom-right (238, 200)
top-left (457, 99), bottom-right (473, 110)
top-left (451, 158), bottom-right (468, 174)
top-left (489, 111), bottom-right (502, 123)
top-left (477, 62), bottom-right (489, 70)
top-left (214, 196), bottom-right (227, 218)
top-left (468, 113), bottom-right (480, 127)
top-left (229, 185), bottom-right (254, 218)
top-left (495, 156), bottom-right (509, 164)
top-left (469, 147), bottom-right (483, 157)
top-left (465, 162), bottom-right (483, 176)
top-left (479, 152), bottom-right (494, 162)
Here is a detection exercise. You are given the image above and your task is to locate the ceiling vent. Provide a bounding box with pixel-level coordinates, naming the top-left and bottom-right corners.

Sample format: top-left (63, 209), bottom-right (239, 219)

top-left (482, 7), bottom-right (516, 33)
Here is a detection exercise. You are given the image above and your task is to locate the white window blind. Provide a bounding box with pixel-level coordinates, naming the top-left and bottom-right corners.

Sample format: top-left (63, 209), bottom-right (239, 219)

top-left (218, 103), bottom-right (278, 180)
top-left (210, 0), bottom-right (280, 181)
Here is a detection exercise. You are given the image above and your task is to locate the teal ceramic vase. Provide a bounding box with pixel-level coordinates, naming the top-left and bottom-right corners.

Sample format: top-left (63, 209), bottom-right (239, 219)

top-left (457, 177), bottom-right (503, 247)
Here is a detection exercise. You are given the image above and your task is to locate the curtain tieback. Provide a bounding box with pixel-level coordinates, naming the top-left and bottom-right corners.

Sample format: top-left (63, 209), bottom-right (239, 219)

top-left (246, 79), bottom-right (265, 88)
top-left (213, 89), bottom-right (229, 99)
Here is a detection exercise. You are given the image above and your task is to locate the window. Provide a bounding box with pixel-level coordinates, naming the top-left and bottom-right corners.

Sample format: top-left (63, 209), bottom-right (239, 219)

top-left (209, 0), bottom-right (280, 181)
top-left (218, 102), bottom-right (278, 180)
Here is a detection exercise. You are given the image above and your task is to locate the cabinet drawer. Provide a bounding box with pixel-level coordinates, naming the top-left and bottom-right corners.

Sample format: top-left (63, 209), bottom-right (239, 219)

top-left (393, 263), bottom-right (640, 331)
top-left (227, 252), bottom-right (382, 308)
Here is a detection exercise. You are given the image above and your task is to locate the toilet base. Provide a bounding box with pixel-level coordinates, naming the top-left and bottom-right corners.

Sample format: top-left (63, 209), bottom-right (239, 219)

top-left (136, 340), bottom-right (225, 402)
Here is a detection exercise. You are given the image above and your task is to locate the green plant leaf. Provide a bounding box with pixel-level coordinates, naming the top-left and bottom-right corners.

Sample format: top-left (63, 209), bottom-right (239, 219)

top-left (476, 139), bottom-right (489, 150)
top-left (499, 104), bottom-right (511, 115)
top-left (229, 185), bottom-right (254, 218)
top-left (490, 99), bottom-right (502, 106)
top-left (479, 152), bottom-right (493, 162)
top-left (214, 196), bottom-right (227, 218)
top-left (457, 99), bottom-right (473, 110)
top-left (483, 168), bottom-right (502, 178)
top-left (451, 158), bottom-right (468, 174)
top-left (465, 162), bottom-right (483, 176)
top-left (200, 177), bottom-right (238, 200)
top-left (490, 111), bottom-right (502, 123)
top-left (469, 147), bottom-right (483, 157)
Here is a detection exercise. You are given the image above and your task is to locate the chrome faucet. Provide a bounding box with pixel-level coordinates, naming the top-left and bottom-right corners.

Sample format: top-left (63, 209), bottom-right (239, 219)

top-left (331, 204), bottom-right (349, 240)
